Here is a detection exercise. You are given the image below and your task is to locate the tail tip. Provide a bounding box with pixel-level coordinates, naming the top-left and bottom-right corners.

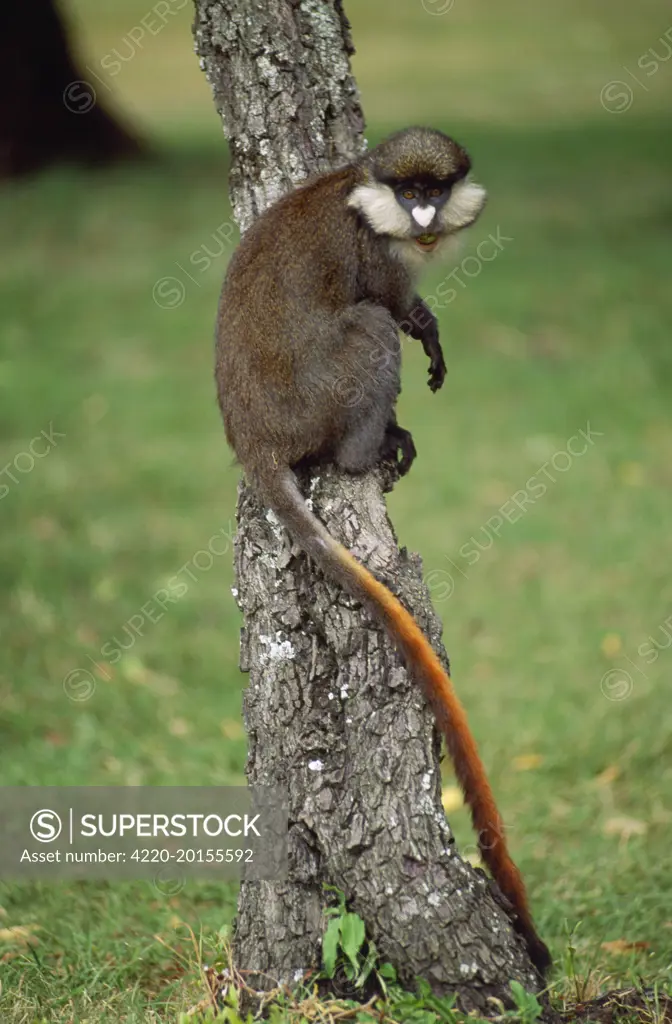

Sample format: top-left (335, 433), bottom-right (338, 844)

top-left (526, 932), bottom-right (552, 976)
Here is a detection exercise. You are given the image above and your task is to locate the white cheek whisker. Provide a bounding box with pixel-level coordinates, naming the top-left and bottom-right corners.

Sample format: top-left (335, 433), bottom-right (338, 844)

top-left (347, 182), bottom-right (409, 238)
top-left (442, 180), bottom-right (487, 230)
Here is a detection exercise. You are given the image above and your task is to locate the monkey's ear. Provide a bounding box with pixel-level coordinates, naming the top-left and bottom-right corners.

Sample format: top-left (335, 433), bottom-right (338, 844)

top-left (347, 183), bottom-right (412, 239)
top-left (442, 179), bottom-right (487, 230)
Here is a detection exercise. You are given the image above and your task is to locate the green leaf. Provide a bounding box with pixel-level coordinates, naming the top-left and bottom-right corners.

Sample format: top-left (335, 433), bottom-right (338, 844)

top-left (378, 962), bottom-right (397, 981)
top-left (509, 981), bottom-right (542, 1023)
top-left (510, 980), bottom-right (526, 1004)
top-left (340, 912), bottom-right (366, 972)
top-left (412, 1010), bottom-right (439, 1024)
top-left (225, 984), bottom-right (240, 1009)
top-left (355, 949), bottom-right (376, 989)
top-left (322, 916), bottom-right (341, 978)
top-left (416, 977), bottom-right (432, 999)
top-left (424, 992), bottom-right (458, 1023)
top-left (220, 1008), bottom-right (244, 1024)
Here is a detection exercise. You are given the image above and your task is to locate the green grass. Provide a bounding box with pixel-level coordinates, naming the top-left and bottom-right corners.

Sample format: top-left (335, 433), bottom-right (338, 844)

top-left (1, 0), bottom-right (672, 1019)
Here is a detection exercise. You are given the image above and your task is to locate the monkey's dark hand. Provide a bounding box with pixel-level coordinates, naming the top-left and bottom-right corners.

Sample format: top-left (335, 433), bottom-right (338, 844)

top-left (400, 298), bottom-right (446, 393)
top-left (427, 350), bottom-right (447, 393)
top-left (380, 422), bottom-right (417, 477)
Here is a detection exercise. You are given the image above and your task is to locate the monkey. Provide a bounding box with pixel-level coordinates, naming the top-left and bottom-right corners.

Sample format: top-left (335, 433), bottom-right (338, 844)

top-left (215, 126), bottom-right (551, 975)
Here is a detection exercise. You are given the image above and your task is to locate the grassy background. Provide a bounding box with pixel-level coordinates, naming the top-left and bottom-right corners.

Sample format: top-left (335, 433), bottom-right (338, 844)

top-left (1, 0), bottom-right (672, 1019)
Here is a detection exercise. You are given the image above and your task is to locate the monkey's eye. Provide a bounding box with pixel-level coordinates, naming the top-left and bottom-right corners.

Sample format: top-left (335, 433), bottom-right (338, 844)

top-left (402, 189), bottom-right (416, 200)
top-left (429, 187), bottom-right (443, 198)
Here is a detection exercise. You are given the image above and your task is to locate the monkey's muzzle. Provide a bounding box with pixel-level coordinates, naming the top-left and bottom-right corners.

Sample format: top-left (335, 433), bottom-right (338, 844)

top-left (415, 233), bottom-right (439, 253)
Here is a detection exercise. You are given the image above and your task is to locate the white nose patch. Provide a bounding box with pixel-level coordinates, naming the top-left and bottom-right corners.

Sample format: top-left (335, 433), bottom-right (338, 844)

top-left (412, 206), bottom-right (435, 228)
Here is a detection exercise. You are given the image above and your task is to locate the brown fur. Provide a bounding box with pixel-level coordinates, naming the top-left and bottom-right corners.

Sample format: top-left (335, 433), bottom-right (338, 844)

top-left (369, 125), bottom-right (471, 182)
top-left (217, 164), bottom-right (411, 474)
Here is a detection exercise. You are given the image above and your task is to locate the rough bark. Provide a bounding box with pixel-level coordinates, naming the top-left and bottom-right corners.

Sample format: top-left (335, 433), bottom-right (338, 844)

top-left (193, 0), bottom-right (541, 1010)
top-left (0, 0), bottom-right (142, 179)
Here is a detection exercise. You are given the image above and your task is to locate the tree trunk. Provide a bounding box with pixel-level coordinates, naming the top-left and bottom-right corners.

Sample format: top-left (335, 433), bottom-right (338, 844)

top-left (0, 0), bottom-right (142, 179)
top-left (193, 0), bottom-right (541, 1010)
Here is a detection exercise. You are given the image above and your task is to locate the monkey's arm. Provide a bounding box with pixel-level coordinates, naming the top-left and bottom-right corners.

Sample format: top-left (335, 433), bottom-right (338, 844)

top-left (399, 297), bottom-right (446, 393)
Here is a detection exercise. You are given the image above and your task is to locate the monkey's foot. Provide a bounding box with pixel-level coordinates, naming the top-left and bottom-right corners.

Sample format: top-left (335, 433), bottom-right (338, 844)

top-left (379, 423), bottom-right (416, 477)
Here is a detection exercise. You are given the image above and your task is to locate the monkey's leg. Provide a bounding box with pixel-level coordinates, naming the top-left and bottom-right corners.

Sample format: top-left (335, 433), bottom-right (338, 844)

top-left (330, 304), bottom-right (404, 474)
top-left (400, 297), bottom-right (446, 393)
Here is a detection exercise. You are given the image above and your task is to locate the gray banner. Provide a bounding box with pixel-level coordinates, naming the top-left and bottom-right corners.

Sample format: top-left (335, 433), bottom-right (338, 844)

top-left (0, 787), bottom-right (287, 881)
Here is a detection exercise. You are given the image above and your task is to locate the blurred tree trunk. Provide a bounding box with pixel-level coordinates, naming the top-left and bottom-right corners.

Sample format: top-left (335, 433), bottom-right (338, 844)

top-left (194, 0), bottom-right (542, 1010)
top-left (0, 0), bottom-right (142, 179)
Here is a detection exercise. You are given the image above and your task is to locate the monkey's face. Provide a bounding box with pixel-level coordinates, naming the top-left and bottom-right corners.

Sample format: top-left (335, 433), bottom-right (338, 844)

top-left (348, 127), bottom-right (487, 262)
top-left (391, 175), bottom-right (486, 251)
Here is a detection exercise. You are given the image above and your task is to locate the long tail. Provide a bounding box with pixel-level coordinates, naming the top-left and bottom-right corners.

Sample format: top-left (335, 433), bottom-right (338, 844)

top-left (258, 465), bottom-right (551, 974)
